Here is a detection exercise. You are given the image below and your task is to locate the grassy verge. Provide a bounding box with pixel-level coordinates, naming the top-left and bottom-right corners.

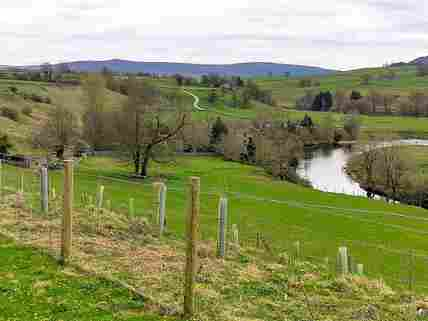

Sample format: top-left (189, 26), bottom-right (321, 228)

top-left (0, 235), bottom-right (172, 321)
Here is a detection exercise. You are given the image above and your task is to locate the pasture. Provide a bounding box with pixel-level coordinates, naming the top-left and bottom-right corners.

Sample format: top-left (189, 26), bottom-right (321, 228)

top-left (255, 65), bottom-right (428, 107)
top-left (4, 155), bottom-right (428, 291)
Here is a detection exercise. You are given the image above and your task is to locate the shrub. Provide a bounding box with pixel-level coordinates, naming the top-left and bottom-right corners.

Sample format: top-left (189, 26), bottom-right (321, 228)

top-left (22, 106), bottom-right (33, 117)
top-left (0, 134), bottom-right (13, 154)
top-left (344, 112), bottom-right (361, 140)
top-left (312, 91), bottom-right (333, 111)
top-left (350, 90), bottom-right (363, 100)
top-left (30, 94), bottom-right (44, 103)
top-left (8, 86), bottom-right (18, 94)
top-left (345, 98), bottom-right (371, 114)
top-left (298, 78), bottom-right (313, 88)
top-left (1, 107), bottom-right (20, 121)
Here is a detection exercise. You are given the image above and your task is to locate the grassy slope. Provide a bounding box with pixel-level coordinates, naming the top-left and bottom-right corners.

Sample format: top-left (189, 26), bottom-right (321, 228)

top-left (190, 103), bottom-right (428, 137)
top-left (0, 79), bottom-right (126, 153)
top-left (1, 211), bottom-right (423, 321)
top-left (0, 235), bottom-right (172, 321)
top-left (255, 65), bottom-right (428, 107)
top-left (5, 155), bottom-right (428, 291)
top-left (179, 67), bottom-right (428, 136)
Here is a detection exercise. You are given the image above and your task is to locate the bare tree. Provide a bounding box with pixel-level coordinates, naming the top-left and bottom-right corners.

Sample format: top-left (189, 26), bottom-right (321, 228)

top-left (81, 74), bottom-right (107, 150)
top-left (319, 113), bottom-right (335, 144)
top-left (270, 130), bottom-right (303, 181)
top-left (381, 93), bottom-right (396, 114)
top-left (355, 135), bottom-right (380, 197)
top-left (32, 105), bottom-right (80, 159)
top-left (409, 91), bottom-right (428, 116)
top-left (116, 78), bottom-right (188, 177)
top-left (343, 112), bottom-right (361, 140)
top-left (252, 117), bottom-right (303, 181)
top-left (334, 89), bottom-right (347, 113)
top-left (367, 89), bottom-right (381, 114)
top-left (376, 143), bottom-right (412, 199)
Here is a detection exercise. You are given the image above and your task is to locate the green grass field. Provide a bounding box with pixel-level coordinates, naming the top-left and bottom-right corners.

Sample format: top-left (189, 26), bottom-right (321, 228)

top-left (255, 65), bottom-right (428, 107)
top-left (0, 235), bottom-right (174, 321)
top-left (4, 155), bottom-right (428, 292)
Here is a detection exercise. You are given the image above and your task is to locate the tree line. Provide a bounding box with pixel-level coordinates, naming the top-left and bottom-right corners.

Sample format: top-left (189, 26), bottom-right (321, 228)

top-left (297, 88), bottom-right (428, 117)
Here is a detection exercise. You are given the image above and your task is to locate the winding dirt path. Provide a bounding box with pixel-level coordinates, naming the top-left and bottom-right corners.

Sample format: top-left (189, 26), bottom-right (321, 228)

top-left (183, 89), bottom-right (206, 111)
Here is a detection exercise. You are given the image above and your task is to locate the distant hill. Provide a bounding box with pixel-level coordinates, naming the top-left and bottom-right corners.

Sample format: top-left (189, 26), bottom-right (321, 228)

top-left (410, 56), bottom-right (428, 65)
top-left (35, 59), bottom-right (335, 77)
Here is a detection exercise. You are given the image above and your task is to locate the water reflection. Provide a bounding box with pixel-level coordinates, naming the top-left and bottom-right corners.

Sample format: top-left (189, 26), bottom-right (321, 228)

top-left (297, 139), bottom-right (428, 198)
top-left (297, 146), bottom-right (367, 197)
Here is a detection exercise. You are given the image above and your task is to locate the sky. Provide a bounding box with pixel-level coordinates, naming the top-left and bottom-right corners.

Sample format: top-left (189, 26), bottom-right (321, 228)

top-left (2, 0), bottom-right (428, 70)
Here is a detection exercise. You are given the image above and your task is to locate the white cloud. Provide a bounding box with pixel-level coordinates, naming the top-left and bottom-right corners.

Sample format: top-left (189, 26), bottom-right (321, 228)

top-left (1, 0), bottom-right (427, 69)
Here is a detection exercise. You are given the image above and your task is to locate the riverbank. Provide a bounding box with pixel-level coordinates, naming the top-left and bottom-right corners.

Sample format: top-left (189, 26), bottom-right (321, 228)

top-left (347, 145), bottom-right (428, 208)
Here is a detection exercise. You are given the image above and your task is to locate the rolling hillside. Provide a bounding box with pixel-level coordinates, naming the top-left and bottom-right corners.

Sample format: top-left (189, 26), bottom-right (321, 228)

top-left (255, 65), bottom-right (428, 107)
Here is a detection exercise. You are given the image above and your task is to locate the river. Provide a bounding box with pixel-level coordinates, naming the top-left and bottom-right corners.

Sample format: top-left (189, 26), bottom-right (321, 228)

top-left (297, 140), bottom-right (428, 197)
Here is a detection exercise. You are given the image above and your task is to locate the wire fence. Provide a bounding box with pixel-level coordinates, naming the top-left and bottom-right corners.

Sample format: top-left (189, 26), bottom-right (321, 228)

top-left (1, 159), bottom-right (428, 318)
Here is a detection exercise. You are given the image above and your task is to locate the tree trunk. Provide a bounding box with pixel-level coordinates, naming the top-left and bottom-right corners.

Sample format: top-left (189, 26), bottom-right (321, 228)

top-left (140, 145), bottom-right (153, 177)
top-left (141, 155), bottom-right (149, 177)
top-left (56, 146), bottom-right (65, 160)
top-left (134, 150), bottom-right (141, 175)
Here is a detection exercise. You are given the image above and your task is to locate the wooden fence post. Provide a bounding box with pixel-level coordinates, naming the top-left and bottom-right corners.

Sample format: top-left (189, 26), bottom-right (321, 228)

top-left (217, 197), bottom-right (228, 258)
top-left (184, 177), bottom-right (200, 318)
top-left (40, 167), bottom-right (49, 214)
top-left (61, 160), bottom-right (73, 265)
top-left (337, 247), bottom-right (349, 276)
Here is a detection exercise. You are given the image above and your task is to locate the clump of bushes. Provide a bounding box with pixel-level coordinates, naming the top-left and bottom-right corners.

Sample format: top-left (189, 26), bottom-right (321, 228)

top-left (27, 93), bottom-right (51, 104)
top-left (8, 86), bottom-right (18, 94)
top-left (298, 78), bottom-right (320, 88)
top-left (1, 107), bottom-right (20, 121)
top-left (22, 106), bottom-right (33, 117)
top-left (14, 91), bottom-right (52, 104)
top-left (0, 134), bottom-right (13, 154)
top-left (343, 112), bottom-right (361, 140)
